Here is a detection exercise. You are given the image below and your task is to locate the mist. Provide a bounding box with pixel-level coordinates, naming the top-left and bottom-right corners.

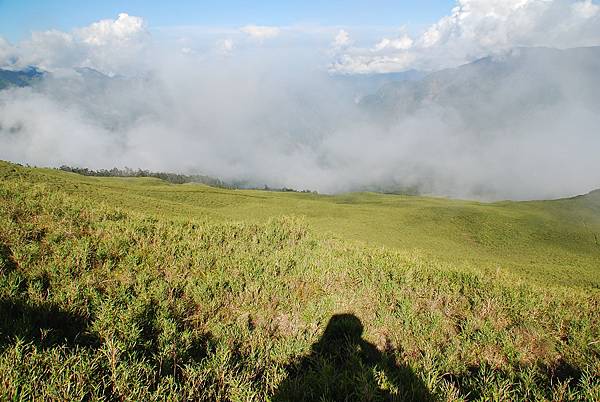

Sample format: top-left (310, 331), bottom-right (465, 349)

top-left (1, 5), bottom-right (600, 201)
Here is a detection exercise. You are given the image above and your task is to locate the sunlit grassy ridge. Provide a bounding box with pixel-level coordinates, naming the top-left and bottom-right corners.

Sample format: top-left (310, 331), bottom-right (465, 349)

top-left (16, 162), bottom-right (600, 288)
top-left (0, 161), bottom-right (599, 401)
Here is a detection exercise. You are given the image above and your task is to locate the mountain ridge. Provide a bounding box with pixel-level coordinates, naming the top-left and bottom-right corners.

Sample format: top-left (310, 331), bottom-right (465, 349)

top-left (360, 46), bottom-right (600, 125)
top-left (0, 66), bottom-right (45, 90)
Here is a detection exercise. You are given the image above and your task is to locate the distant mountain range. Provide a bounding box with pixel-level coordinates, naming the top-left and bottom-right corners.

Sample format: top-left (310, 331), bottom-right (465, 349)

top-left (4, 47), bottom-right (599, 115)
top-left (360, 46), bottom-right (600, 129)
top-left (0, 64), bottom-right (424, 102)
top-left (330, 69), bottom-right (426, 99)
top-left (0, 67), bottom-right (45, 90)
top-left (0, 66), bottom-right (119, 92)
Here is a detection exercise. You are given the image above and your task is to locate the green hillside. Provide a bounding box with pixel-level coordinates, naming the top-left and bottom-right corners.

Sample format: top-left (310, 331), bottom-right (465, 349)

top-left (13, 162), bottom-right (600, 289)
top-left (0, 161), bottom-right (599, 400)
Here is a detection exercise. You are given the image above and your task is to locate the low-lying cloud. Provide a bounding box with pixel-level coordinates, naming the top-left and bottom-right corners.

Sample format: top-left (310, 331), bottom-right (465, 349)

top-left (1, 1), bottom-right (600, 201)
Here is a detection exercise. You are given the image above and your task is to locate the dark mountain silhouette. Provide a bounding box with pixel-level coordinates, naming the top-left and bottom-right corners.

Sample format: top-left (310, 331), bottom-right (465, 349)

top-left (0, 66), bottom-right (44, 90)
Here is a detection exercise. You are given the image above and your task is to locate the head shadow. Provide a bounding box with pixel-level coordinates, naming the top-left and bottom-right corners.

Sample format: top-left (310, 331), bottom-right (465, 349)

top-left (0, 297), bottom-right (99, 350)
top-left (0, 242), bottom-right (18, 273)
top-left (273, 314), bottom-right (431, 401)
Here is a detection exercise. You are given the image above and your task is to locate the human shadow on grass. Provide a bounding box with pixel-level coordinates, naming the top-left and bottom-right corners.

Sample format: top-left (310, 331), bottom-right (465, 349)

top-left (0, 243), bottom-right (18, 273)
top-left (443, 360), bottom-right (584, 401)
top-left (0, 297), bottom-right (99, 350)
top-left (0, 295), bottom-right (213, 378)
top-left (0, 242), bottom-right (96, 349)
top-left (273, 314), bottom-right (431, 402)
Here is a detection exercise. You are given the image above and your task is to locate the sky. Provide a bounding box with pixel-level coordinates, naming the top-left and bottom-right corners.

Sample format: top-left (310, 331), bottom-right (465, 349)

top-left (0, 0), bottom-right (600, 75)
top-left (2, 0), bottom-right (600, 74)
top-left (0, 0), bottom-right (454, 43)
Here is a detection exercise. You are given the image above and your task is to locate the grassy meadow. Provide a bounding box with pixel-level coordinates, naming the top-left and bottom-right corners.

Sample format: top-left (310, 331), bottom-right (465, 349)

top-left (0, 160), bottom-right (599, 401)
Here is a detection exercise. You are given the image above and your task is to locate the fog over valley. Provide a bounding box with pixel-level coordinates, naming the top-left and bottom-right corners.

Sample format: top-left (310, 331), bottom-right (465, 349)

top-left (1, 0), bottom-right (600, 200)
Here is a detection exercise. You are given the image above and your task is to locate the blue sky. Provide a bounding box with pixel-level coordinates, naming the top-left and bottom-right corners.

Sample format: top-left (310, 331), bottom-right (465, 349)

top-left (0, 0), bottom-right (455, 42)
top-left (2, 0), bottom-right (598, 74)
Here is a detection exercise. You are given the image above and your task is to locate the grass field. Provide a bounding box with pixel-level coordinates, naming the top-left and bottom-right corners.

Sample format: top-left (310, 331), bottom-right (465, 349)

top-left (0, 160), bottom-right (599, 401)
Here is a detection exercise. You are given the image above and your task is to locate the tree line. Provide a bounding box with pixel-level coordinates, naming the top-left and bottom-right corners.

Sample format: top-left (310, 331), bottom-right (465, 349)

top-left (58, 165), bottom-right (317, 194)
top-left (58, 165), bottom-right (231, 188)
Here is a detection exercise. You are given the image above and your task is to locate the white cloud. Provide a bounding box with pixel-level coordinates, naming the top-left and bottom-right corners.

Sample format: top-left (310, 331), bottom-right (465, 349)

top-left (0, 37), bottom-right (16, 66)
top-left (330, 53), bottom-right (417, 74)
top-left (333, 30), bottom-right (351, 48)
top-left (1, 13), bottom-right (149, 75)
top-left (332, 0), bottom-right (600, 74)
top-left (374, 35), bottom-right (413, 51)
top-left (574, 0), bottom-right (600, 17)
top-left (3, 46), bottom-right (599, 200)
top-left (76, 13), bottom-right (146, 46)
top-left (240, 25), bottom-right (281, 41)
top-left (216, 38), bottom-right (235, 54)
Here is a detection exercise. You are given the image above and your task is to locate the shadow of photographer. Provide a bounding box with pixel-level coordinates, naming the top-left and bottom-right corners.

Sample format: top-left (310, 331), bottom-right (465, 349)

top-left (273, 314), bottom-right (431, 401)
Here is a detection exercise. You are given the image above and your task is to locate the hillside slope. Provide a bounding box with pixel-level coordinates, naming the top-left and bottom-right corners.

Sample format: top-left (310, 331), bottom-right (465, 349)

top-left (6, 161), bottom-right (599, 289)
top-left (0, 161), bottom-right (599, 400)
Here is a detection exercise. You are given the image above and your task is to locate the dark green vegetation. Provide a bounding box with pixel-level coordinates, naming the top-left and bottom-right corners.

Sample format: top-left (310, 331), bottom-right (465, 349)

top-left (57, 165), bottom-right (314, 193)
top-left (0, 160), bottom-right (599, 400)
top-left (58, 165), bottom-right (230, 188)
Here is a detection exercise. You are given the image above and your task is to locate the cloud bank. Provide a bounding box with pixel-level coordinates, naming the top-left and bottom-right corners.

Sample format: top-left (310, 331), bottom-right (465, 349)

top-left (1, 3), bottom-right (600, 201)
top-left (240, 25), bottom-right (281, 41)
top-left (0, 13), bottom-right (148, 75)
top-left (332, 0), bottom-right (600, 73)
